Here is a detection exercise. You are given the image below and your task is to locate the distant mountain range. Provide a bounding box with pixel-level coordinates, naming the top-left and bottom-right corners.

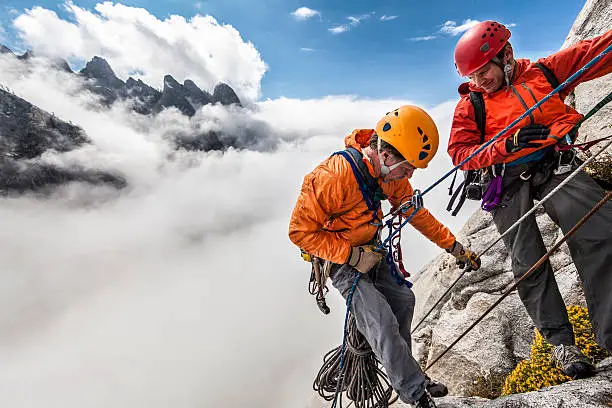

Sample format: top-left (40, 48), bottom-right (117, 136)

top-left (0, 45), bottom-right (242, 116)
top-left (0, 46), bottom-right (274, 195)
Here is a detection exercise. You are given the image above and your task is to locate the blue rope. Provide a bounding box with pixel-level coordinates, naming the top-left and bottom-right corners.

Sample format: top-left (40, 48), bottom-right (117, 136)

top-left (378, 204), bottom-right (418, 253)
top-left (331, 208), bottom-right (420, 405)
top-left (331, 274), bottom-right (361, 408)
top-left (377, 43), bottom-right (612, 250)
top-left (382, 208), bottom-right (420, 287)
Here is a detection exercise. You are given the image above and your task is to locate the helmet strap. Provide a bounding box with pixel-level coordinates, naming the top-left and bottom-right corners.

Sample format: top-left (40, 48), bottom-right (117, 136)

top-left (503, 63), bottom-right (513, 90)
top-left (492, 53), bottom-right (514, 90)
top-left (377, 138), bottom-right (406, 177)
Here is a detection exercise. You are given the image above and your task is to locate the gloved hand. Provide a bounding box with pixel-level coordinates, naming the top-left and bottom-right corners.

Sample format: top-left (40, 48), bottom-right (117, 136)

top-left (505, 124), bottom-right (550, 153)
top-left (347, 245), bottom-right (382, 274)
top-left (446, 241), bottom-right (481, 270)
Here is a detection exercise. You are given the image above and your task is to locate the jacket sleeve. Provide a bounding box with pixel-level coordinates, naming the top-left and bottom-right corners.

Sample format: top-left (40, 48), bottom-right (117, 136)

top-left (387, 182), bottom-right (456, 250)
top-left (539, 29), bottom-right (612, 99)
top-left (288, 165), bottom-right (352, 264)
top-left (447, 98), bottom-right (509, 170)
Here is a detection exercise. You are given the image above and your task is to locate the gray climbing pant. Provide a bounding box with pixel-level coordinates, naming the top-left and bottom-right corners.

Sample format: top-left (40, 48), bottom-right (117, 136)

top-left (330, 260), bottom-right (426, 404)
top-left (492, 162), bottom-right (612, 351)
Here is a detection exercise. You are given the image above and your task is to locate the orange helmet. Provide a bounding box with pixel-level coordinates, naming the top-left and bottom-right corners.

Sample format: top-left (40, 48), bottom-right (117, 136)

top-left (375, 105), bottom-right (439, 168)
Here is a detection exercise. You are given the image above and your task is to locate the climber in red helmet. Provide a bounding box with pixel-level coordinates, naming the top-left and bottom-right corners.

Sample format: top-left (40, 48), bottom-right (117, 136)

top-left (448, 20), bottom-right (612, 380)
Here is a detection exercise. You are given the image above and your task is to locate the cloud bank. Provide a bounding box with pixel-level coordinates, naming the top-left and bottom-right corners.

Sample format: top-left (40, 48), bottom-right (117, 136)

top-left (0, 4), bottom-right (472, 408)
top-left (13, 1), bottom-right (266, 101)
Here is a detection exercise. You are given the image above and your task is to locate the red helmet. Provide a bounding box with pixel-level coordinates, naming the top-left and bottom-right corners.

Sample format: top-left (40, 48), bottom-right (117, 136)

top-left (454, 21), bottom-right (511, 77)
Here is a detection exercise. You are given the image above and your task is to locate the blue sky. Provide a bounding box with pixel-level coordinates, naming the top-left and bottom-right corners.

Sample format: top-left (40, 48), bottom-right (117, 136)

top-left (0, 0), bottom-right (586, 104)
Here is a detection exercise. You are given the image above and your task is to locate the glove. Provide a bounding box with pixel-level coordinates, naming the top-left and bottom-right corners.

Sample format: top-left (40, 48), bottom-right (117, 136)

top-left (505, 124), bottom-right (550, 153)
top-left (347, 245), bottom-right (382, 274)
top-left (446, 241), bottom-right (481, 271)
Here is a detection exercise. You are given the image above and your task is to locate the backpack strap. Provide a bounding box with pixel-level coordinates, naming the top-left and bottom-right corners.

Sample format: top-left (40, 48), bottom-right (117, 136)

top-left (535, 62), bottom-right (560, 89)
top-left (447, 92), bottom-right (487, 216)
top-left (469, 91), bottom-right (486, 143)
top-left (333, 147), bottom-right (386, 214)
top-left (535, 62), bottom-right (573, 142)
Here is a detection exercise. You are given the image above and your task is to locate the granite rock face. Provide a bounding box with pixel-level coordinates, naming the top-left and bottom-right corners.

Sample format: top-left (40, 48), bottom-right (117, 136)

top-left (561, 0), bottom-right (612, 150)
top-left (393, 358), bottom-right (612, 408)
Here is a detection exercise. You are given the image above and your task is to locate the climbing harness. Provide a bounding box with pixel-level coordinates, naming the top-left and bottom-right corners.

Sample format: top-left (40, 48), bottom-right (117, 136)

top-left (382, 192), bottom-right (424, 288)
top-left (476, 137), bottom-right (612, 260)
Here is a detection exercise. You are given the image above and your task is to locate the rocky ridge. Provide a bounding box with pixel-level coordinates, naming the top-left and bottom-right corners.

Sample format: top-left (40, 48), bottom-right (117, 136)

top-left (0, 46), bottom-right (242, 116)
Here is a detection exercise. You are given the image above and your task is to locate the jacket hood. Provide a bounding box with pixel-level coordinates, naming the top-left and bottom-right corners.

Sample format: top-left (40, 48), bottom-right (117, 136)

top-left (344, 128), bottom-right (375, 150)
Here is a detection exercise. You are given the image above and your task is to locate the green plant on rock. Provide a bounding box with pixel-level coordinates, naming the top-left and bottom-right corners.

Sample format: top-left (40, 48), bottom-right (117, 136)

top-left (502, 305), bottom-right (610, 395)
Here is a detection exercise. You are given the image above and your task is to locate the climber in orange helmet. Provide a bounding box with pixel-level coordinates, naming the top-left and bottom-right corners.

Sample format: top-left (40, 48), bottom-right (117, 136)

top-left (289, 105), bottom-right (481, 407)
top-left (448, 21), bottom-right (612, 379)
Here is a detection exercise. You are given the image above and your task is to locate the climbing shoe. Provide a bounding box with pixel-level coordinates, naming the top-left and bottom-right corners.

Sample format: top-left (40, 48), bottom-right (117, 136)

top-left (551, 344), bottom-right (596, 379)
top-left (425, 375), bottom-right (448, 398)
top-left (413, 391), bottom-right (437, 408)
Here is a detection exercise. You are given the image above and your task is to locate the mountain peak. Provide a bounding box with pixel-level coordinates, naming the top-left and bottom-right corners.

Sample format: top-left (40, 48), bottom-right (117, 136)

top-left (163, 74), bottom-right (181, 90)
top-left (213, 82), bottom-right (241, 106)
top-left (18, 50), bottom-right (35, 60)
top-left (81, 56), bottom-right (124, 89)
top-left (183, 79), bottom-right (213, 107)
top-left (0, 44), bottom-right (13, 54)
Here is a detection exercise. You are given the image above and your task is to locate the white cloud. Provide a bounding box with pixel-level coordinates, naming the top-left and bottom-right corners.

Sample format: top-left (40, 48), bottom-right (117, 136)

top-left (12, 2), bottom-right (267, 101)
top-left (0, 24), bottom-right (6, 42)
top-left (439, 19), bottom-right (480, 36)
top-left (380, 15), bottom-right (398, 22)
top-left (506, 23), bottom-right (517, 28)
top-left (347, 14), bottom-right (370, 26)
top-left (410, 35), bottom-right (437, 42)
top-left (0, 27), bottom-right (467, 408)
top-left (291, 7), bottom-right (320, 21)
top-left (300, 47), bottom-right (315, 52)
top-left (329, 13), bottom-right (371, 34)
top-left (194, 2), bottom-right (203, 9)
top-left (329, 25), bottom-right (349, 34)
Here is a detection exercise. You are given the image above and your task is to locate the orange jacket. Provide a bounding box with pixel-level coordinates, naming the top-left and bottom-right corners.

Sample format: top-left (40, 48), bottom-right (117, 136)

top-left (288, 129), bottom-right (456, 264)
top-left (448, 30), bottom-right (612, 170)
